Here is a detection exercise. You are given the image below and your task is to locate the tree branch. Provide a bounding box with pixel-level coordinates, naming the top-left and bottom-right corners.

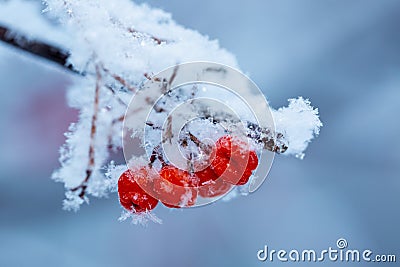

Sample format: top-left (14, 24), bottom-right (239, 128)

top-left (0, 24), bottom-right (79, 74)
top-left (0, 24), bottom-right (167, 75)
top-left (0, 24), bottom-right (289, 155)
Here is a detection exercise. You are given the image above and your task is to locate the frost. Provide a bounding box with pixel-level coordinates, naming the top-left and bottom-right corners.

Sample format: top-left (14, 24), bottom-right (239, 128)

top-left (221, 188), bottom-right (239, 202)
top-left (0, 0), bottom-right (322, 214)
top-left (104, 161), bottom-right (126, 193)
top-left (273, 97), bottom-right (323, 158)
top-left (118, 210), bottom-right (162, 225)
top-left (63, 190), bottom-right (88, 212)
top-left (0, 0), bottom-right (69, 48)
top-left (44, 0), bottom-right (238, 76)
top-left (180, 189), bottom-right (194, 207)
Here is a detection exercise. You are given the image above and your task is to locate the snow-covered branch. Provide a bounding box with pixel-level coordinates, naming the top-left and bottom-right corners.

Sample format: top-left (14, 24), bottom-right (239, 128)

top-left (0, 24), bottom-right (75, 73)
top-left (0, 0), bottom-right (322, 217)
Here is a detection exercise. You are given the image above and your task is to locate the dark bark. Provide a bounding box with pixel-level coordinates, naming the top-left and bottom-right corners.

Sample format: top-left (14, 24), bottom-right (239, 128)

top-left (0, 24), bottom-right (79, 74)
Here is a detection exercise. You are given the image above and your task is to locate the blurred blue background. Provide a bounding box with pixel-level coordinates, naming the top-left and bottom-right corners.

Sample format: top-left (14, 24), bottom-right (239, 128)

top-left (0, 0), bottom-right (399, 266)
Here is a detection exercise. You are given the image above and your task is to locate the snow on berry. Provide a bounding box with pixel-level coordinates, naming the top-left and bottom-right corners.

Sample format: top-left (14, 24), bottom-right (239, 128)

top-left (195, 166), bottom-right (219, 186)
top-left (211, 135), bottom-right (259, 186)
top-left (156, 166), bottom-right (198, 208)
top-left (118, 168), bottom-right (159, 213)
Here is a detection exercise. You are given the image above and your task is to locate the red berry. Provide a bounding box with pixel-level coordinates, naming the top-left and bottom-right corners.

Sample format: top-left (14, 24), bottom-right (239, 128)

top-left (198, 179), bottom-right (232, 198)
top-left (155, 165), bottom-right (198, 208)
top-left (162, 202), bottom-right (181, 209)
top-left (212, 135), bottom-right (259, 186)
top-left (230, 149), bottom-right (258, 171)
top-left (195, 166), bottom-right (218, 186)
top-left (215, 135), bottom-right (234, 156)
top-left (235, 169), bottom-right (253, 186)
top-left (215, 135), bottom-right (247, 157)
top-left (118, 168), bottom-right (159, 213)
top-left (212, 155), bottom-right (241, 182)
top-left (247, 150), bottom-right (259, 171)
top-left (159, 165), bottom-right (196, 187)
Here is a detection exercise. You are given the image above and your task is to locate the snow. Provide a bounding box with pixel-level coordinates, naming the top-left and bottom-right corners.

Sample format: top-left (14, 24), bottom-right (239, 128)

top-left (273, 97), bottom-right (322, 159)
top-left (44, 0), bottom-right (238, 76)
top-left (0, 0), bottom-right (70, 48)
top-left (118, 209), bottom-right (163, 225)
top-left (0, 0), bottom-right (322, 213)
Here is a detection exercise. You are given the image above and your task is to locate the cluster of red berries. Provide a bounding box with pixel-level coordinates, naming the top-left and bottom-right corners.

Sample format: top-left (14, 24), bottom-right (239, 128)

top-left (118, 135), bottom-right (259, 213)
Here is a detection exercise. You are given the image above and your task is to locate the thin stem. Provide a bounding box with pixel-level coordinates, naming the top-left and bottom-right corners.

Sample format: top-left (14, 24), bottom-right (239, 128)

top-left (70, 64), bottom-right (102, 198)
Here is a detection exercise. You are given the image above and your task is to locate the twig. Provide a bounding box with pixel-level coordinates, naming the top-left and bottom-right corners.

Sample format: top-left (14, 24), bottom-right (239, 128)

top-left (0, 24), bottom-right (78, 74)
top-left (70, 64), bottom-right (102, 198)
top-left (128, 27), bottom-right (168, 45)
top-left (104, 84), bottom-right (128, 107)
top-left (144, 72), bottom-right (161, 82)
top-left (0, 24), bottom-right (166, 77)
top-left (246, 122), bottom-right (288, 153)
top-left (107, 115), bottom-right (126, 150)
top-left (187, 132), bottom-right (212, 155)
top-left (148, 145), bottom-right (166, 167)
top-left (108, 15), bottom-right (169, 45)
top-left (162, 116), bottom-right (173, 144)
top-left (168, 64), bottom-right (179, 87)
top-left (102, 67), bottom-right (137, 92)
